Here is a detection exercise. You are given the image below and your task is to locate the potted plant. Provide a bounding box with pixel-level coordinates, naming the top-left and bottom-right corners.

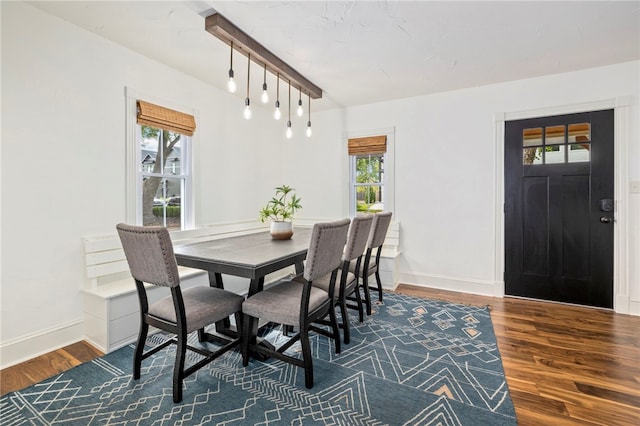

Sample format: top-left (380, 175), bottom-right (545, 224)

top-left (259, 185), bottom-right (303, 240)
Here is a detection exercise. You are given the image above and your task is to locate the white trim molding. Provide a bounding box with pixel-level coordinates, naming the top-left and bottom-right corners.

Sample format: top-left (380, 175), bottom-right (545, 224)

top-left (0, 320), bottom-right (84, 369)
top-left (399, 272), bottom-right (503, 298)
top-left (123, 87), bottom-right (199, 228)
top-left (494, 97), bottom-right (632, 315)
top-left (342, 126), bottom-right (396, 219)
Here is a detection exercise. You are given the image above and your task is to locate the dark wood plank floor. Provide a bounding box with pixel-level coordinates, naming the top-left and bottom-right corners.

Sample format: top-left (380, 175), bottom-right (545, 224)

top-left (2, 285), bottom-right (639, 425)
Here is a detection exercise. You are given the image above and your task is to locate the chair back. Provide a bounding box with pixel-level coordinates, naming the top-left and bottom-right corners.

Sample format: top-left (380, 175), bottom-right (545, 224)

top-left (367, 212), bottom-right (393, 249)
top-left (304, 219), bottom-right (350, 282)
top-left (343, 215), bottom-right (373, 262)
top-left (116, 223), bottom-right (180, 288)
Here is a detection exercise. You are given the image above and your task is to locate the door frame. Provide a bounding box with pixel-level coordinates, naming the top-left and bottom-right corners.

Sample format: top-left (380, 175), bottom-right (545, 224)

top-left (493, 97), bottom-right (631, 314)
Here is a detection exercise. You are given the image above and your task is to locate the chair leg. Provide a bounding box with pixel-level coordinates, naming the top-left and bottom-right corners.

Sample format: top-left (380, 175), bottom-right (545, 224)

top-left (173, 333), bottom-right (187, 403)
top-left (133, 322), bottom-right (149, 380)
top-left (242, 315), bottom-right (255, 367)
top-left (300, 326), bottom-right (314, 389)
top-left (234, 311), bottom-right (243, 341)
top-left (353, 283), bottom-right (365, 323)
top-left (329, 303), bottom-right (341, 354)
top-left (339, 298), bottom-right (350, 344)
top-left (362, 275), bottom-right (373, 316)
top-left (375, 270), bottom-right (384, 302)
top-left (197, 328), bottom-right (206, 342)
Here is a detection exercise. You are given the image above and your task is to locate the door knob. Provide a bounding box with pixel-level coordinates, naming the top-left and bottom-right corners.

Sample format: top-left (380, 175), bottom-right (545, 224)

top-left (600, 216), bottom-right (613, 224)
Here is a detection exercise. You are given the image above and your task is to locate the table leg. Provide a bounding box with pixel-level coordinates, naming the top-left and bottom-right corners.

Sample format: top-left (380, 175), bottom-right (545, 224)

top-left (248, 276), bottom-right (265, 297)
top-left (208, 271), bottom-right (234, 336)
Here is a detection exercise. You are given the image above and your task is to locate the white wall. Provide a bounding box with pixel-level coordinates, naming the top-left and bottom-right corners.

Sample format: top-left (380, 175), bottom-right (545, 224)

top-left (0, 2), bottom-right (284, 366)
top-left (1, 2), bottom-right (638, 368)
top-left (343, 61), bottom-right (640, 311)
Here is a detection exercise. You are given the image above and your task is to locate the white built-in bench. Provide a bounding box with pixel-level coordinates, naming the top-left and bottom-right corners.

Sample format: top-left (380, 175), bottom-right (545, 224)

top-left (378, 221), bottom-right (401, 289)
top-left (82, 222), bottom-right (270, 353)
top-left (82, 220), bottom-right (400, 354)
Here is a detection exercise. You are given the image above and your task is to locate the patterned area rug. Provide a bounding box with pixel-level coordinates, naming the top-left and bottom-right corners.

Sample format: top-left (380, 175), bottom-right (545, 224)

top-left (1, 292), bottom-right (516, 425)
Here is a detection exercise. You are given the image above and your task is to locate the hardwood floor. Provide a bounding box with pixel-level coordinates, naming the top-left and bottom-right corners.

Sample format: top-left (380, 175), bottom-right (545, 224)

top-left (1, 285), bottom-right (639, 425)
top-left (0, 341), bottom-right (103, 396)
top-left (396, 285), bottom-right (640, 426)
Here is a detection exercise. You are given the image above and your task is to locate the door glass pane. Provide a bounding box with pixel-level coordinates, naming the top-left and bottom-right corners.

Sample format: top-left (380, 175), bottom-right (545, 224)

top-left (568, 123), bottom-right (590, 143)
top-left (568, 143), bottom-right (590, 163)
top-left (545, 145), bottom-right (565, 164)
top-left (545, 125), bottom-right (565, 145)
top-left (523, 127), bottom-right (542, 147)
top-left (523, 147), bottom-right (543, 165)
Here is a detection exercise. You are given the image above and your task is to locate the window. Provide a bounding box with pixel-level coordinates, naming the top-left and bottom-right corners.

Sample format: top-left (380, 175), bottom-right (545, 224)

top-left (522, 123), bottom-right (591, 165)
top-left (138, 125), bottom-right (188, 229)
top-left (348, 134), bottom-right (393, 217)
top-left (126, 91), bottom-right (196, 230)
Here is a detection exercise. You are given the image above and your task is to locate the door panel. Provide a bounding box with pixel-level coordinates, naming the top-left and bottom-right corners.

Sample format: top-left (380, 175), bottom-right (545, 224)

top-left (505, 110), bottom-right (614, 308)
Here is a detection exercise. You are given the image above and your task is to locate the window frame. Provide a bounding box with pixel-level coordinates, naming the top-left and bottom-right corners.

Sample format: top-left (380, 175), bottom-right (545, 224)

top-left (125, 88), bottom-right (196, 229)
top-left (346, 128), bottom-right (395, 218)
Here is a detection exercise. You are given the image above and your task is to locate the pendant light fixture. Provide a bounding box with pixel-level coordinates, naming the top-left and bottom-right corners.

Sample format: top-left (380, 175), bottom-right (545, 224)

top-left (261, 64), bottom-right (269, 103)
top-left (243, 53), bottom-right (252, 120)
top-left (306, 95), bottom-right (312, 138)
top-left (273, 73), bottom-right (281, 120)
top-left (227, 41), bottom-right (236, 93)
top-left (286, 80), bottom-right (292, 139)
top-left (296, 87), bottom-right (304, 117)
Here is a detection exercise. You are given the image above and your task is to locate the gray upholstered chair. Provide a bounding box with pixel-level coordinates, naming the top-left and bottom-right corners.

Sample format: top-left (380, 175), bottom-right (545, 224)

top-left (116, 223), bottom-right (244, 403)
top-left (350, 212), bottom-right (393, 315)
top-left (241, 218), bottom-right (350, 388)
top-left (312, 215), bottom-right (373, 344)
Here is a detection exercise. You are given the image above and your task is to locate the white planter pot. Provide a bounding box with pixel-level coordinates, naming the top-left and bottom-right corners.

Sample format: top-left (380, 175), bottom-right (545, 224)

top-left (270, 221), bottom-right (294, 240)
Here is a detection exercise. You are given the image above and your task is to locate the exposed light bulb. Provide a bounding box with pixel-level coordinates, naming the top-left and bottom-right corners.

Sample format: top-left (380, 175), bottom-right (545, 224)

top-left (243, 54), bottom-right (252, 119)
top-left (227, 42), bottom-right (236, 93)
top-left (261, 64), bottom-right (269, 103)
top-left (286, 121), bottom-right (292, 139)
top-left (297, 89), bottom-right (303, 117)
top-left (244, 98), bottom-right (252, 120)
top-left (227, 71), bottom-right (236, 93)
top-left (306, 94), bottom-right (312, 138)
top-left (274, 74), bottom-right (281, 121)
top-left (274, 100), bottom-right (281, 120)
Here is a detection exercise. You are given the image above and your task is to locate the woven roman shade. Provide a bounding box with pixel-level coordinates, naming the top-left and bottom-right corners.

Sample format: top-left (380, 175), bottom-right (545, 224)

top-left (136, 100), bottom-right (196, 136)
top-left (348, 135), bottom-right (387, 155)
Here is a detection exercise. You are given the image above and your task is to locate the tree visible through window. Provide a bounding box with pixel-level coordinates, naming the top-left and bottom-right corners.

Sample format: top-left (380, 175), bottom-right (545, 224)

top-left (354, 154), bottom-right (384, 213)
top-left (134, 99), bottom-right (195, 230)
top-left (139, 126), bottom-right (186, 229)
top-left (348, 135), bottom-right (387, 216)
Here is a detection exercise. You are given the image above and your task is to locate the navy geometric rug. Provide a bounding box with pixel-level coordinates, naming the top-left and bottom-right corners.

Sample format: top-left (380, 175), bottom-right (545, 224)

top-left (1, 292), bottom-right (517, 425)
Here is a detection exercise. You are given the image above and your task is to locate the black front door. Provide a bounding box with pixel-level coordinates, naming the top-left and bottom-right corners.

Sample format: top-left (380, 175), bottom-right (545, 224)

top-left (504, 110), bottom-right (614, 308)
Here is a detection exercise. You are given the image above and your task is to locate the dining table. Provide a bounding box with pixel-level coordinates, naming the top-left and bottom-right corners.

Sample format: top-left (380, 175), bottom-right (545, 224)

top-left (173, 227), bottom-right (312, 342)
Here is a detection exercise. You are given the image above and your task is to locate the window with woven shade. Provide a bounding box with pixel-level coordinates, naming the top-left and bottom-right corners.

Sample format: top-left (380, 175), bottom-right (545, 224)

top-left (134, 99), bottom-right (195, 230)
top-left (136, 100), bottom-right (196, 136)
top-left (349, 135), bottom-right (388, 216)
top-left (348, 135), bottom-right (387, 156)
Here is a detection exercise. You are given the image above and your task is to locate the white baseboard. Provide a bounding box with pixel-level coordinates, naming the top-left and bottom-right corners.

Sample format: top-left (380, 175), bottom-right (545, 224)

top-left (0, 319), bottom-right (84, 369)
top-left (627, 298), bottom-right (640, 316)
top-left (398, 272), bottom-right (504, 298)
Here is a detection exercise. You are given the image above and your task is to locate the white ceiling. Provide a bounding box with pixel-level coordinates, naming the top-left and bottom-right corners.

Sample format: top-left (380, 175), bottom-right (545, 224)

top-left (28, 1), bottom-right (640, 111)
